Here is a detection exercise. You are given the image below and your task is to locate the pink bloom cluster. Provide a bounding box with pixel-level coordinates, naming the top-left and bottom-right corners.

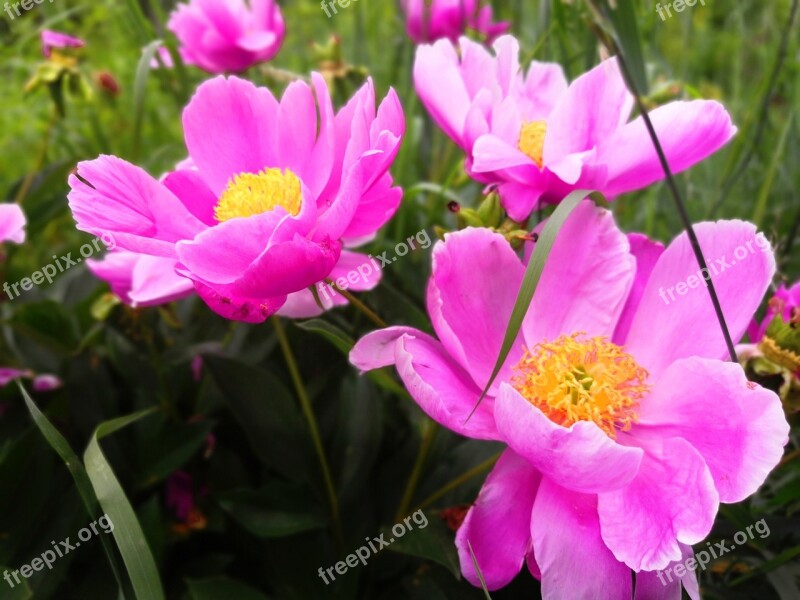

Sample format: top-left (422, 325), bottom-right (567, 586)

top-left (415, 36), bottom-right (736, 221)
top-left (167, 0), bottom-right (285, 73)
top-left (69, 75), bottom-right (404, 322)
top-left (351, 203), bottom-right (788, 597)
top-left (400, 0), bottom-right (508, 44)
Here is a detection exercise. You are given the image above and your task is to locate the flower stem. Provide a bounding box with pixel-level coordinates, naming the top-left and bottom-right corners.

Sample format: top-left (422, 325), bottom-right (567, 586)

top-left (417, 451), bottom-right (502, 511)
top-left (15, 109), bottom-right (57, 206)
top-left (395, 420), bottom-right (439, 522)
top-left (324, 278), bottom-right (387, 328)
top-left (272, 316), bottom-right (343, 548)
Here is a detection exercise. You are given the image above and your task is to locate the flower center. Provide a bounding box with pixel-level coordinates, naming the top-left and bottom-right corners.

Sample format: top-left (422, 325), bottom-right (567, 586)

top-left (518, 121), bottom-right (547, 169)
top-left (511, 333), bottom-right (649, 438)
top-left (214, 168), bottom-right (302, 223)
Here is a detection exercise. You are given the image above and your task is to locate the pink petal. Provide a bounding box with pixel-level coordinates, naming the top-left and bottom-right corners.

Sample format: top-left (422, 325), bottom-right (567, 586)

top-left (495, 384), bottom-right (643, 494)
top-left (183, 76), bottom-right (279, 195)
top-left (532, 479), bottom-right (632, 600)
top-left (162, 169), bottom-right (219, 227)
top-left (277, 251), bottom-right (383, 318)
top-left (523, 200), bottom-right (635, 345)
top-left (0, 204), bottom-right (27, 244)
top-left (427, 228), bottom-right (525, 392)
top-left (613, 233), bottom-right (665, 344)
top-left (597, 101), bottom-right (736, 197)
top-left (635, 357), bottom-right (789, 503)
top-left (192, 279), bottom-right (286, 323)
top-left (456, 450), bottom-right (540, 590)
top-left (598, 437), bottom-right (719, 571)
top-left (413, 40), bottom-right (472, 149)
top-left (130, 255), bottom-right (194, 306)
top-left (624, 220), bottom-right (775, 376)
top-left (543, 57), bottom-right (634, 163)
top-left (350, 329), bottom-right (499, 440)
top-left (68, 156), bottom-right (205, 258)
top-left (634, 544), bottom-right (700, 600)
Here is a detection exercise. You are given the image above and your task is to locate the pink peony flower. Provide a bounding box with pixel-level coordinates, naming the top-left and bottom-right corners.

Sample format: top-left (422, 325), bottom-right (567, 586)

top-left (400, 0), bottom-right (508, 44)
top-left (41, 30), bottom-right (85, 58)
top-left (68, 75), bottom-right (404, 323)
top-left (415, 35), bottom-right (737, 221)
top-left (0, 204), bottom-right (26, 244)
top-left (167, 0), bottom-right (285, 74)
top-left (747, 281), bottom-right (800, 342)
top-left (350, 203), bottom-right (788, 597)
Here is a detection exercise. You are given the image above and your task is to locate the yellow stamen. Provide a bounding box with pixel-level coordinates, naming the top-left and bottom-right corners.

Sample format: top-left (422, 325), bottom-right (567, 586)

top-left (511, 333), bottom-right (649, 438)
top-left (518, 121), bottom-right (547, 169)
top-left (214, 168), bottom-right (302, 223)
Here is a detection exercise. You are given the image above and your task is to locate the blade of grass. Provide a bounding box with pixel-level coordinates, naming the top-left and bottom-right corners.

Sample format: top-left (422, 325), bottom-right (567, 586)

top-left (467, 540), bottom-right (493, 600)
top-left (84, 409), bottom-right (165, 600)
top-left (19, 383), bottom-right (132, 599)
top-left (586, 2), bottom-right (738, 363)
top-left (752, 112), bottom-right (793, 228)
top-left (709, 0), bottom-right (798, 217)
top-left (465, 189), bottom-right (592, 422)
top-left (132, 40), bottom-right (163, 162)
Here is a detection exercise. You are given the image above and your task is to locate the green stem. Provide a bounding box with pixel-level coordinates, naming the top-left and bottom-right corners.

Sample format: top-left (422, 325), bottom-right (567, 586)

top-left (417, 451), bottom-right (502, 510)
top-left (324, 278), bottom-right (387, 328)
top-left (395, 420), bottom-right (439, 522)
top-left (272, 317), bottom-right (344, 548)
top-left (15, 109), bottom-right (57, 206)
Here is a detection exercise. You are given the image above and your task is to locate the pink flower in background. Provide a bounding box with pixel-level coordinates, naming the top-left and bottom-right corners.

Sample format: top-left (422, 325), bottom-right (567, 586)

top-left (401, 0), bottom-right (508, 44)
top-left (69, 75), bottom-right (404, 323)
top-left (350, 203), bottom-right (788, 597)
top-left (415, 35), bottom-right (737, 221)
top-left (0, 204), bottom-right (26, 244)
top-left (748, 281), bottom-right (800, 342)
top-left (0, 368), bottom-right (62, 392)
top-left (41, 30), bottom-right (85, 58)
top-left (167, 0), bottom-right (285, 74)
top-left (86, 251), bottom-right (194, 308)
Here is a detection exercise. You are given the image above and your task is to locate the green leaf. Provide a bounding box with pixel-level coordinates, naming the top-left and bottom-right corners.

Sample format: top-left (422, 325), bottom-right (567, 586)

top-left (132, 40), bottom-right (163, 161)
top-left (598, 0), bottom-right (648, 94)
top-left (0, 567), bottom-right (32, 600)
top-left (18, 384), bottom-right (130, 598)
top-left (297, 319), bottom-right (354, 354)
top-left (215, 483), bottom-right (327, 538)
top-left (136, 416), bottom-right (215, 488)
top-left (203, 355), bottom-right (314, 478)
top-left (8, 301), bottom-right (80, 354)
top-left (84, 408), bottom-right (165, 600)
top-left (186, 577), bottom-right (271, 600)
top-left (386, 513), bottom-right (460, 578)
top-left (467, 190), bottom-right (594, 419)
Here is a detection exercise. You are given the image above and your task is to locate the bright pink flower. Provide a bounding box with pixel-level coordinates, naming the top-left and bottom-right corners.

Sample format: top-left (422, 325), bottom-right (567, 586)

top-left (400, 0), bottom-right (508, 44)
top-left (167, 0), bottom-right (285, 74)
top-left (350, 203), bottom-right (788, 596)
top-left (747, 281), bottom-right (800, 342)
top-left (415, 35), bottom-right (737, 221)
top-left (0, 204), bottom-right (26, 244)
top-left (68, 75), bottom-right (404, 323)
top-left (41, 30), bottom-right (85, 58)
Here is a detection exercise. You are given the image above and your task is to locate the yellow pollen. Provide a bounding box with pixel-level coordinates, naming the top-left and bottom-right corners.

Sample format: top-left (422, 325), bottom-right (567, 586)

top-left (511, 333), bottom-right (649, 438)
top-left (518, 121), bottom-right (547, 169)
top-left (214, 168), bottom-right (302, 223)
